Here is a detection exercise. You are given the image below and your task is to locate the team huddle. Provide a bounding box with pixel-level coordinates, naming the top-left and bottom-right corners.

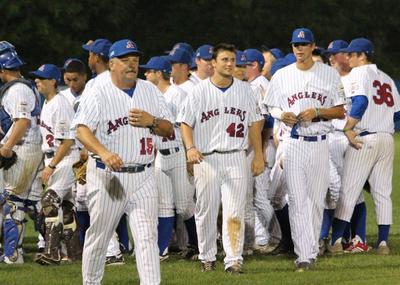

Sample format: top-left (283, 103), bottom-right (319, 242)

top-left (0, 26), bottom-right (399, 284)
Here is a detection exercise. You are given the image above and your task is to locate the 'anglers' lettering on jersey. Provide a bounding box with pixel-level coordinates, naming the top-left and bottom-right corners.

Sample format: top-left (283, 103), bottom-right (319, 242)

top-left (288, 91), bottom-right (327, 107)
top-left (200, 107), bottom-right (246, 123)
top-left (40, 121), bottom-right (53, 134)
top-left (107, 117), bottom-right (129, 134)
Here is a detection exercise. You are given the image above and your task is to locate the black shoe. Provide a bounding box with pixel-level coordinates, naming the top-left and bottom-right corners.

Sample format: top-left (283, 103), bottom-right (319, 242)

top-left (105, 254), bottom-right (125, 266)
top-left (270, 242), bottom-right (294, 256)
top-left (180, 246), bottom-right (199, 260)
top-left (295, 261), bottom-right (310, 272)
top-left (201, 261), bottom-right (216, 272)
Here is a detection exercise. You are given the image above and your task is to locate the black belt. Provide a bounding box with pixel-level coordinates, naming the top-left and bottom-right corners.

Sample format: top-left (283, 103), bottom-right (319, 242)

top-left (45, 151), bottom-right (55, 159)
top-left (290, 134), bottom-right (327, 142)
top-left (96, 160), bottom-right (151, 173)
top-left (359, 131), bottom-right (376, 137)
top-left (311, 118), bottom-right (329, 123)
top-left (203, 149), bottom-right (242, 156)
top-left (159, 147), bottom-right (180, 156)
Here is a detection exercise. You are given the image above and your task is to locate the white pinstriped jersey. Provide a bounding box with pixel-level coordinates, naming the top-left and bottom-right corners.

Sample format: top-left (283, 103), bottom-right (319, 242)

top-left (175, 79), bottom-right (194, 95)
top-left (189, 72), bottom-right (202, 85)
top-left (40, 94), bottom-right (76, 153)
top-left (250, 75), bottom-right (269, 96)
top-left (264, 62), bottom-right (345, 136)
top-left (1, 83), bottom-right (41, 144)
top-left (346, 64), bottom-right (400, 134)
top-left (83, 71), bottom-right (111, 93)
top-left (71, 75), bottom-right (173, 164)
top-left (332, 74), bottom-right (351, 130)
top-left (177, 78), bottom-right (263, 153)
top-left (60, 88), bottom-right (81, 110)
top-left (155, 84), bottom-right (186, 149)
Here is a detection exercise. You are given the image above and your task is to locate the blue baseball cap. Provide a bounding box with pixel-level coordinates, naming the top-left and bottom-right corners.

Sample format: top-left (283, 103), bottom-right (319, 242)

top-left (168, 42), bottom-right (194, 56)
top-left (243, 49), bottom-right (265, 66)
top-left (236, 50), bottom-right (247, 66)
top-left (340, 38), bottom-right (374, 54)
top-left (290, 28), bottom-right (314, 44)
top-left (284, 53), bottom-right (296, 63)
top-left (270, 48), bottom-right (285, 59)
top-left (109, 39), bottom-right (141, 59)
top-left (326, 40), bottom-right (348, 54)
top-left (82, 39), bottom-right (112, 58)
top-left (140, 56), bottom-right (172, 73)
top-left (190, 55), bottom-right (197, 70)
top-left (195, 44), bottom-right (213, 60)
top-left (166, 48), bottom-right (192, 65)
top-left (31, 64), bottom-right (61, 82)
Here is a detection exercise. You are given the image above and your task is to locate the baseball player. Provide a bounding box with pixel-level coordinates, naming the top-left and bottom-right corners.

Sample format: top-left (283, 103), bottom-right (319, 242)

top-left (233, 50), bottom-right (247, 80)
top-left (142, 56), bottom-right (198, 260)
top-left (190, 45), bottom-right (214, 85)
top-left (330, 38), bottom-right (400, 256)
top-left (60, 58), bottom-right (87, 109)
top-left (72, 39), bottom-right (173, 285)
top-left (319, 40), bottom-right (367, 255)
top-left (29, 64), bottom-right (81, 265)
top-left (263, 28), bottom-right (345, 271)
top-left (168, 48), bottom-right (195, 95)
top-left (262, 47), bottom-right (285, 80)
top-left (81, 38), bottom-right (129, 265)
top-left (0, 46), bottom-right (43, 264)
top-left (178, 43), bottom-right (265, 273)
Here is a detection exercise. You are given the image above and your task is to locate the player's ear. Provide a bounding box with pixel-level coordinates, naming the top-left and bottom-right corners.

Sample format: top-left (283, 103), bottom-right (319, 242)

top-left (109, 59), bottom-right (114, 71)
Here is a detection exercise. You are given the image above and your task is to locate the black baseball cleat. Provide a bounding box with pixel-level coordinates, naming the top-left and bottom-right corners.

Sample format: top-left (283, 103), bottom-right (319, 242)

top-left (225, 261), bottom-right (243, 274)
top-left (295, 261), bottom-right (310, 272)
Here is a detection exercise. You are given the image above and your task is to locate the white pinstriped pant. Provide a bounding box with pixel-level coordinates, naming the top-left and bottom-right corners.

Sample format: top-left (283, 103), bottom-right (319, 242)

top-left (194, 151), bottom-right (249, 268)
top-left (155, 148), bottom-right (195, 219)
top-left (283, 137), bottom-right (329, 263)
top-left (82, 158), bottom-right (160, 285)
top-left (335, 133), bottom-right (394, 225)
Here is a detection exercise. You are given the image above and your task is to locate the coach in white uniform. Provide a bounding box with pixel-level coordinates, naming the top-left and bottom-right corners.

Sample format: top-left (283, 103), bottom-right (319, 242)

top-left (263, 28), bottom-right (345, 271)
top-left (72, 39), bottom-right (173, 285)
top-left (178, 43), bottom-right (264, 274)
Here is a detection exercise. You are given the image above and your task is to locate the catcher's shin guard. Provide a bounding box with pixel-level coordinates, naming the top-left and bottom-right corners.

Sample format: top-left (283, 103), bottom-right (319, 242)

top-left (62, 200), bottom-right (82, 261)
top-left (35, 190), bottom-right (63, 265)
top-left (2, 196), bottom-right (26, 262)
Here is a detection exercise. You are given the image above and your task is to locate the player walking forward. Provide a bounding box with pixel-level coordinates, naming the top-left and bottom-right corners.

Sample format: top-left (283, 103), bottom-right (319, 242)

top-left (263, 28), bottom-right (345, 271)
top-left (330, 38), bottom-right (400, 255)
top-left (30, 64), bottom-right (81, 264)
top-left (178, 43), bottom-right (264, 273)
top-left (72, 39), bottom-right (173, 285)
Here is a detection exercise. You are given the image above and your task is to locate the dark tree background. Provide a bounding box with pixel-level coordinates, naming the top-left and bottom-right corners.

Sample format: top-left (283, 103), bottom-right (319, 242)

top-left (1, 0), bottom-right (399, 78)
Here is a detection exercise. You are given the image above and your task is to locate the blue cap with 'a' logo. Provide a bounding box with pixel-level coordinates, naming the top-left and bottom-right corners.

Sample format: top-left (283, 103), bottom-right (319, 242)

top-left (290, 28), bottom-right (314, 44)
top-left (30, 64), bottom-right (61, 82)
top-left (109, 39), bottom-right (142, 59)
top-left (82, 39), bottom-right (112, 58)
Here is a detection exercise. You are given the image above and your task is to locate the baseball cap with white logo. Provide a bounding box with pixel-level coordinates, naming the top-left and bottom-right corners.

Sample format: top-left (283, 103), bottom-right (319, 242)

top-left (30, 64), bottom-right (61, 82)
top-left (109, 39), bottom-right (142, 59)
top-left (195, 44), bottom-right (213, 60)
top-left (326, 40), bottom-right (349, 54)
top-left (82, 39), bottom-right (112, 58)
top-left (290, 28), bottom-right (314, 44)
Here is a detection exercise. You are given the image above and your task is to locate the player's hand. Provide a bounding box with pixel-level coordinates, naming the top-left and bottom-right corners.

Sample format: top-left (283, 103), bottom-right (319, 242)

top-left (251, 154), bottom-right (265, 177)
top-left (186, 148), bottom-right (203, 164)
top-left (345, 130), bottom-right (363, 150)
top-left (281, 112), bottom-right (298, 127)
top-left (42, 166), bottom-right (55, 184)
top-left (100, 151), bottom-right (124, 171)
top-left (297, 108), bottom-right (317, 122)
top-left (0, 147), bottom-right (13, 158)
top-left (129, 109), bottom-right (154, 128)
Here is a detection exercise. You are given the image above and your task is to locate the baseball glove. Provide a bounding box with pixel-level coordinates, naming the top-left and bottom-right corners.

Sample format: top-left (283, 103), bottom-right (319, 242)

top-left (73, 159), bottom-right (88, 185)
top-left (0, 151), bottom-right (17, 170)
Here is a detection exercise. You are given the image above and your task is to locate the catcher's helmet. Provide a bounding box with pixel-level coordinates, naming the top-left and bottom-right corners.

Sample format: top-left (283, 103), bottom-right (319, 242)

top-left (0, 51), bottom-right (25, 70)
top-left (0, 41), bottom-right (16, 54)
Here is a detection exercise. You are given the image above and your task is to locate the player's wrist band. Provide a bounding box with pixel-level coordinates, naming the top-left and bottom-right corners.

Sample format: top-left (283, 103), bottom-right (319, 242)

top-left (48, 164), bottom-right (56, 169)
top-left (186, 146), bottom-right (195, 152)
top-left (150, 117), bottom-right (160, 129)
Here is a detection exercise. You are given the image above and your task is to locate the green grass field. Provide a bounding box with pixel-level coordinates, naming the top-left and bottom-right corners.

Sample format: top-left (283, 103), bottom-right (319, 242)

top-left (1, 134), bottom-right (400, 285)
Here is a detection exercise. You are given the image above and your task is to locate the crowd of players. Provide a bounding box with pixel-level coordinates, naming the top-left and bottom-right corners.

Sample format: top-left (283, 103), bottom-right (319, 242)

top-left (0, 26), bottom-right (399, 285)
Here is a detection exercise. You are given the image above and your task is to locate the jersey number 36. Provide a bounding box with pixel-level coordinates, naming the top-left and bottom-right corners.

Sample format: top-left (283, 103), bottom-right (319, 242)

top-left (373, 80), bottom-right (394, 107)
